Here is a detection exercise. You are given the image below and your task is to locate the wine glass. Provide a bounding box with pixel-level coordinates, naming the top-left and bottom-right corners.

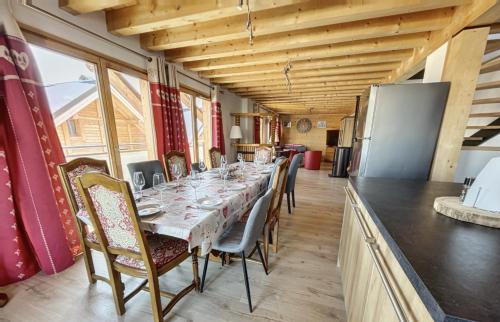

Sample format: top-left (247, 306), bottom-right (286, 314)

top-left (237, 153), bottom-right (243, 162)
top-left (220, 155), bottom-right (226, 167)
top-left (133, 171), bottom-right (145, 200)
top-left (199, 160), bottom-right (207, 172)
top-left (188, 171), bottom-right (201, 202)
top-left (221, 163), bottom-right (229, 191)
top-left (152, 173), bottom-right (167, 204)
top-left (172, 163), bottom-right (182, 187)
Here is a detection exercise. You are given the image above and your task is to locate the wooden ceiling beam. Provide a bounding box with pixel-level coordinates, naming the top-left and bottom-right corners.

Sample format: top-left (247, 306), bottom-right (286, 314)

top-left (60, 0), bottom-right (137, 15)
top-left (247, 92), bottom-right (362, 100)
top-left (231, 79), bottom-right (380, 92)
top-left (388, 0), bottom-right (497, 82)
top-left (141, 0), bottom-right (465, 49)
top-left (185, 33), bottom-right (428, 71)
top-left (212, 62), bottom-right (398, 84)
top-left (165, 8), bottom-right (452, 60)
top-left (225, 72), bottom-right (387, 89)
top-left (106, 0), bottom-right (302, 35)
top-left (232, 85), bottom-right (371, 95)
top-left (200, 50), bottom-right (412, 79)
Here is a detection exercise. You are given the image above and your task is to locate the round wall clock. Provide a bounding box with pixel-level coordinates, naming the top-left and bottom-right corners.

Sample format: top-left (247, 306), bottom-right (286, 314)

top-left (296, 118), bottom-right (312, 133)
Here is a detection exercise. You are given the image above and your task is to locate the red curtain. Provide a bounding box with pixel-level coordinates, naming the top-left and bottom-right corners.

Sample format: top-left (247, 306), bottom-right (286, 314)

top-left (211, 85), bottom-right (225, 154)
top-left (275, 117), bottom-right (281, 145)
top-left (147, 58), bottom-right (191, 168)
top-left (254, 116), bottom-right (260, 144)
top-left (0, 32), bottom-right (77, 285)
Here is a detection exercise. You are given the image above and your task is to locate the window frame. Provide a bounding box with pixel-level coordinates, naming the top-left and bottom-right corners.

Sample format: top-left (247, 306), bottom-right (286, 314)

top-left (179, 85), bottom-right (211, 163)
top-left (24, 29), bottom-right (155, 179)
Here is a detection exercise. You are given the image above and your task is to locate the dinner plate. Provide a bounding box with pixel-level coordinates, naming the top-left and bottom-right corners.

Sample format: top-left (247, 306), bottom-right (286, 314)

top-left (261, 169), bottom-right (272, 174)
top-left (246, 175), bottom-right (261, 181)
top-left (138, 207), bottom-right (161, 217)
top-left (196, 197), bottom-right (223, 209)
top-left (228, 183), bottom-right (246, 191)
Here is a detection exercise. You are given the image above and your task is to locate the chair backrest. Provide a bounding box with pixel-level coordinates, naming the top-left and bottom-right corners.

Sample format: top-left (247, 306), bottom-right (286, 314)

top-left (127, 160), bottom-right (164, 190)
top-left (286, 153), bottom-right (304, 193)
top-left (255, 146), bottom-right (272, 164)
top-left (208, 147), bottom-right (221, 168)
top-left (267, 158), bottom-right (289, 223)
top-left (268, 156), bottom-right (287, 190)
top-left (57, 157), bottom-right (110, 218)
top-left (239, 189), bottom-right (274, 253)
top-left (163, 151), bottom-right (188, 181)
top-left (76, 172), bottom-right (155, 272)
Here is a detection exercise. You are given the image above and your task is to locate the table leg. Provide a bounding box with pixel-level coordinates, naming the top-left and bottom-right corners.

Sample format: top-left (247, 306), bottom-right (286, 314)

top-left (191, 248), bottom-right (200, 292)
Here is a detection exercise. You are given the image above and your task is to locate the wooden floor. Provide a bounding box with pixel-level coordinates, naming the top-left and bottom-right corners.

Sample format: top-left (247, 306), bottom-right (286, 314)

top-left (0, 165), bottom-right (347, 322)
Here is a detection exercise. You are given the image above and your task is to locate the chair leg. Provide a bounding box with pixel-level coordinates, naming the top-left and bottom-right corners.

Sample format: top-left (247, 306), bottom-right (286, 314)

top-left (292, 190), bottom-right (296, 208)
top-left (147, 274), bottom-right (163, 322)
top-left (82, 244), bottom-right (96, 284)
top-left (201, 253), bottom-right (210, 293)
top-left (241, 251), bottom-right (253, 313)
top-left (256, 242), bottom-right (269, 275)
top-left (272, 220), bottom-right (279, 254)
top-left (263, 224), bottom-right (270, 266)
top-left (109, 269), bottom-right (126, 315)
top-left (286, 192), bottom-right (291, 214)
top-left (221, 252), bottom-right (225, 267)
top-left (191, 251), bottom-right (200, 291)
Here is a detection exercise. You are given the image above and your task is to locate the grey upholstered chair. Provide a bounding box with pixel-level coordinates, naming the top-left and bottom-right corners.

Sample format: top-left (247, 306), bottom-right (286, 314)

top-left (268, 156), bottom-right (287, 190)
top-left (127, 160), bottom-right (164, 190)
top-left (200, 189), bottom-right (274, 313)
top-left (286, 153), bottom-right (304, 214)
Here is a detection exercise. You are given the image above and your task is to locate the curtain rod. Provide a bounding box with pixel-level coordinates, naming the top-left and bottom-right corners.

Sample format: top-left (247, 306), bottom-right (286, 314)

top-left (177, 70), bottom-right (214, 90)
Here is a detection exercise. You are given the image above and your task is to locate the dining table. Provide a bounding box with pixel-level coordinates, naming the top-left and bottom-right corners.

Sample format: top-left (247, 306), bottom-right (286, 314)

top-left (138, 162), bottom-right (274, 256)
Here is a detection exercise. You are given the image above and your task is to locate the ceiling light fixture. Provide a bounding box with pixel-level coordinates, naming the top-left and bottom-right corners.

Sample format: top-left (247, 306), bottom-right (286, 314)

top-left (283, 59), bottom-right (292, 93)
top-left (237, 0), bottom-right (244, 10)
top-left (245, 0), bottom-right (254, 45)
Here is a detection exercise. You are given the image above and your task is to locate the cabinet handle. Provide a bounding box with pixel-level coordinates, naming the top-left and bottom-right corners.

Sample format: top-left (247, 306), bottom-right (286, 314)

top-left (344, 187), bottom-right (408, 322)
top-left (344, 187), bottom-right (375, 244)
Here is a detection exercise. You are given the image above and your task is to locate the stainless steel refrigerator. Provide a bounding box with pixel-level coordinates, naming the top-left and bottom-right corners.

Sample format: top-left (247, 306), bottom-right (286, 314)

top-left (349, 82), bottom-right (450, 180)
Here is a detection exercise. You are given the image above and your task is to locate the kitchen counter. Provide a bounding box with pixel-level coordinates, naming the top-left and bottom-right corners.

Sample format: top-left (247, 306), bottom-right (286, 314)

top-left (349, 176), bottom-right (500, 322)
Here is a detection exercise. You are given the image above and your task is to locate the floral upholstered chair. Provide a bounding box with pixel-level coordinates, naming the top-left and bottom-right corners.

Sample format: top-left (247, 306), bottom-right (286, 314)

top-left (163, 151), bottom-right (188, 182)
top-left (57, 157), bottom-right (109, 285)
top-left (255, 146), bottom-right (272, 164)
top-left (208, 147), bottom-right (222, 168)
top-left (75, 172), bottom-right (199, 322)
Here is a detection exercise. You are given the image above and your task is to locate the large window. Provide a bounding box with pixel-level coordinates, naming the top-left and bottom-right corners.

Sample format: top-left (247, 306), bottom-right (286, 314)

top-left (180, 88), bottom-right (211, 163)
top-left (28, 33), bottom-right (156, 181)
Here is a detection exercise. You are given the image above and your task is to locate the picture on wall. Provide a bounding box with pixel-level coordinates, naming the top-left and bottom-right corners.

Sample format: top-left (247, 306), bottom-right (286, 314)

top-left (283, 121), bottom-right (292, 128)
top-left (317, 121), bottom-right (327, 128)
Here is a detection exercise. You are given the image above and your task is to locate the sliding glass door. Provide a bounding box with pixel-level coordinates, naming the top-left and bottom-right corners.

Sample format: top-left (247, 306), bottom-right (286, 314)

top-left (28, 36), bottom-right (156, 181)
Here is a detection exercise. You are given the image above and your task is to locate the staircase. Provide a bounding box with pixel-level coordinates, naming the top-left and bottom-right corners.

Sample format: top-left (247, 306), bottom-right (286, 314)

top-left (462, 33), bottom-right (500, 148)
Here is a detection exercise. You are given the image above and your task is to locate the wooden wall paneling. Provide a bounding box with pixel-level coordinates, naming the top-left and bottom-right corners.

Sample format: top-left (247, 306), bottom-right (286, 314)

top-left (430, 27), bottom-right (490, 182)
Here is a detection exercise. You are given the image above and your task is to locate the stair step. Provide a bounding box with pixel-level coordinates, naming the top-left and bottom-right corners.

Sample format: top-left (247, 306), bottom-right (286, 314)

top-left (476, 80), bottom-right (500, 90)
top-left (466, 125), bottom-right (500, 130)
top-left (481, 56), bottom-right (500, 74)
top-left (486, 39), bottom-right (500, 54)
top-left (463, 137), bottom-right (484, 141)
top-left (472, 98), bottom-right (500, 105)
top-left (469, 112), bottom-right (500, 117)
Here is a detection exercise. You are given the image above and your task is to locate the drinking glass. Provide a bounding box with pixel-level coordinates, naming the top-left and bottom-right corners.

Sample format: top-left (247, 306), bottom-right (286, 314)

top-left (172, 163), bottom-right (182, 187)
top-left (237, 153), bottom-right (243, 162)
top-left (133, 171), bottom-right (145, 200)
top-left (189, 171), bottom-right (201, 201)
top-left (220, 155), bottom-right (227, 166)
top-left (152, 173), bottom-right (167, 204)
top-left (239, 159), bottom-right (246, 179)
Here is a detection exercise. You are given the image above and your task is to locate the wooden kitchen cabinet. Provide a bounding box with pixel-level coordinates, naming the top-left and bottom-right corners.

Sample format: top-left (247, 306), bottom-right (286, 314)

top-left (339, 183), bottom-right (433, 322)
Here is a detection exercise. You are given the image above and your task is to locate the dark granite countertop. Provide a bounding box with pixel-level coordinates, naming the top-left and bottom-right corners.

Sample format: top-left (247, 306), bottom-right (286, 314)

top-left (349, 177), bottom-right (500, 322)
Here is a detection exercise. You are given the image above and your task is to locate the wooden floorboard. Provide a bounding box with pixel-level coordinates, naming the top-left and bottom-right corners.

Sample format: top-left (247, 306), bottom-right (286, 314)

top-left (0, 165), bottom-right (347, 322)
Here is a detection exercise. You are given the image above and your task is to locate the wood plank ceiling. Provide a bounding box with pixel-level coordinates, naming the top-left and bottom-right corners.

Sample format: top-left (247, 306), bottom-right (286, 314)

top-left (61, 0), bottom-right (498, 116)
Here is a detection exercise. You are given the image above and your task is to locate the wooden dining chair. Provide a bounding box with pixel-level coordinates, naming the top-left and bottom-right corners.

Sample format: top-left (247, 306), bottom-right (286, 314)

top-left (57, 157), bottom-right (110, 285)
top-left (208, 147), bottom-right (222, 168)
top-left (255, 146), bottom-right (272, 164)
top-left (75, 172), bottom-right (199, 322)
top-left (163, 151), bottom-right (188, 182)
top-left (263, 158), bottom-right (289, 265)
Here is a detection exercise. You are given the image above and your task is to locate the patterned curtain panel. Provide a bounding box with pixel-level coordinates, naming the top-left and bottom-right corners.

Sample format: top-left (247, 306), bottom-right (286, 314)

top-left (0, 14), bottom-right (77, 285)
top-left (275, 117), bottom-right (281, 144)
top-left (147, 58), bottom-right (191, 168)
top-left (211, 85), bottom-right (225, 155)
top-left (254, 116), bottom-right (260, 144)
